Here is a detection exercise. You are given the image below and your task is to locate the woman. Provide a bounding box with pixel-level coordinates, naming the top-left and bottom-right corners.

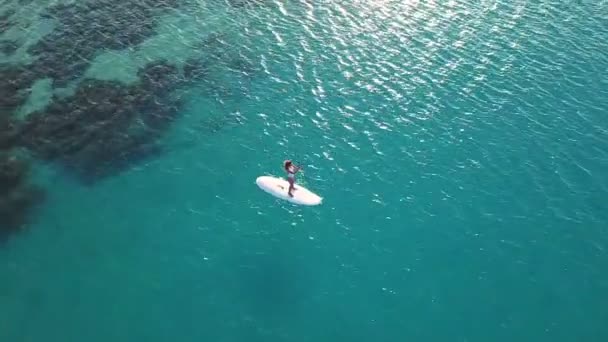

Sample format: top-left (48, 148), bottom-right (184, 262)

top-left (283, 160), bottom-right (301, 197)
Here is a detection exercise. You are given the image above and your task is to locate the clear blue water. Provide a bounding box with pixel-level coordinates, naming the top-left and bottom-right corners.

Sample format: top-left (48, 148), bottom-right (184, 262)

top-left (1, 0), bottom-right (608, 341)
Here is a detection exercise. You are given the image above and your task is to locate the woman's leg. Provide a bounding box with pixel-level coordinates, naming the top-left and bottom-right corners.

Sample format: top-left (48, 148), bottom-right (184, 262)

top-left (288, 178), bottom-right (295, 197)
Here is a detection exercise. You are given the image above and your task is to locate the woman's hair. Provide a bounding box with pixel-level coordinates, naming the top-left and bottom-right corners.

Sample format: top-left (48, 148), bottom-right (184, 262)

top-left (284, 160), bottom-right (292, 169)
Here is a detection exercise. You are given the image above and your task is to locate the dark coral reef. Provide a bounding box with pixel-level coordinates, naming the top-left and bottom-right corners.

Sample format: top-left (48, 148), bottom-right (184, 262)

top-left (0, 68), bottom-right (44, 238)
top-left (27, 0), bottom-right (181, 86)
top-left (1, 0), bottom-right (183, 114)
top-left (0, 9), bottom-right (16, 34)
top-left (0, 116), bottom-right (19, 151)
top-left (18, 61), bottom-right (184, 184)
top-left (0, 152), bottom-right (45, 240)
top-left (0, 0), bottom-right (267, 239)
top-left (0, 1), bottom-right (193, 240)
top-left (0, 39), bottom-right (19, 55)
top-left (183, 58), bottom-right (212, 84)
top-left (0, 65), bottom-right (39, 117)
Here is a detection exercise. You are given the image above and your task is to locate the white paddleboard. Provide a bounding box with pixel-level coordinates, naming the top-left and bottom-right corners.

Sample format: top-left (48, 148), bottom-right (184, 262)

top-left (256, 176), bottom-right (323, 206)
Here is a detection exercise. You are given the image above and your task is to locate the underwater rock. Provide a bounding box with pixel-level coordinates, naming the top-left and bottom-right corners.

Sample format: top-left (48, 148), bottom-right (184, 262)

top-left (0, 184), bottom-right (45, 236)
top-left (0, 9), bottom-right (16, 34)
top-left (136, 61), bottom-right (183, 134)
top-left (0, 154), bottom-right (28, 193)
top-left (0, 153), bottom-right (45, 238)
top-left (183, 58), bottom-right (210, 82)
top-left (18, 60), bottom-right (184, 184)
top-left (0, 118), bottom-right (19, 151)
top-left (0, 65), bottom-right (39, 115)
top-left (138, 60), bottom-right (180, 92)
top-left (0, 40), bottom-right (20, 55)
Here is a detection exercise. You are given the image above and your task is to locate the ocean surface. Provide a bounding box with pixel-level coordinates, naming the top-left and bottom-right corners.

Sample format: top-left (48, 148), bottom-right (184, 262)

top-left (1, 0), bottom-right (607, 341)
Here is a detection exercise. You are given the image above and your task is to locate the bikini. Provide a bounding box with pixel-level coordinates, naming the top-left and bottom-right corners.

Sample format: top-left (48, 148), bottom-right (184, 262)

top-left (287, 166), bottom-right (296, 181)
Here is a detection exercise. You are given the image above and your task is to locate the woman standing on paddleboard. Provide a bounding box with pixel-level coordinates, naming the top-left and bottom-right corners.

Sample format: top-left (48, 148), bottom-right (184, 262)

top-left (284, 160), bottom-right (301, 197)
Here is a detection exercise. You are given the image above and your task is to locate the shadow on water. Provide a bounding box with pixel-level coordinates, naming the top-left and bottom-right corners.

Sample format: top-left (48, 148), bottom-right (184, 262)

top-left (227, 241), bottom-right (313, 321)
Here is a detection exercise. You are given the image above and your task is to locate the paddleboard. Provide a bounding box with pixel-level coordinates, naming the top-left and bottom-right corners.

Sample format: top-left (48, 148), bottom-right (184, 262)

top-left (256, 176), bottom-right (323, 206)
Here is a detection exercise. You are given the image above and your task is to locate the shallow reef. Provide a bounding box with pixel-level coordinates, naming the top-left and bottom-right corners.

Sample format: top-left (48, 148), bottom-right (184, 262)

top-left (0, 0), bottom-right (254, 244)
top-left (0, 116), bottom-right (19, 151)
top-left (0, 39), bottom-right (20, 55)
top-left (0, 152), bottom-right (45, 240)
top-left (0, 9), bottom-right (16, 34)
top-left (183, 58), bottom-right (211, 83)
top-left (18, 60), bottom-right (184, 184)
top-left (0, 65), bottom-right (39, 117)
top-left (0, 0), bottom-right (238, 237)
top-left (27, 0), bottom-right (181, 86)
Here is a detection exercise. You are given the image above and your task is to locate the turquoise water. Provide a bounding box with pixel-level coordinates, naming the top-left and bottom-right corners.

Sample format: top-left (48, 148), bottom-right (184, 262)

top-left (1, 0), bottom-right (608, 341)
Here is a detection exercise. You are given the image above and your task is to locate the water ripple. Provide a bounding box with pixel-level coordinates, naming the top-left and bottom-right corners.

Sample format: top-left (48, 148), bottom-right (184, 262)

top-left (1, 0), bottom-right (608, 340)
